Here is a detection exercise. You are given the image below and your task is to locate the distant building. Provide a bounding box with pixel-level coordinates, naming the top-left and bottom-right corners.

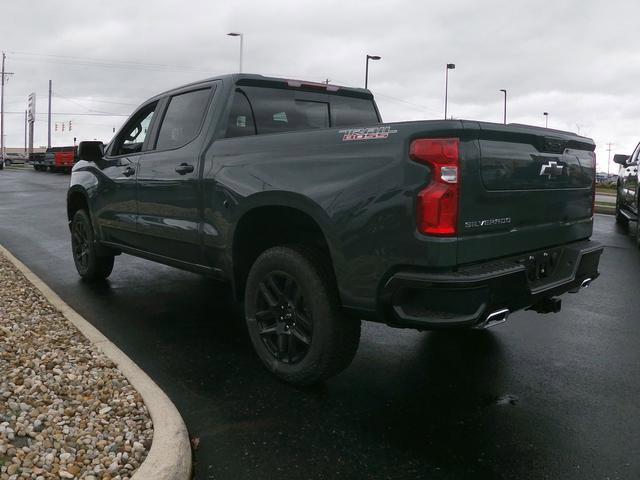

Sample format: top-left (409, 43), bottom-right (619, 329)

top-left (3, 146), bottom-right (47, 155)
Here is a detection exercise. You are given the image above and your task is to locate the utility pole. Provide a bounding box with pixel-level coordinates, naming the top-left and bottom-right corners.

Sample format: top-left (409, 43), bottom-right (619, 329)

top-left (27, 93), bottom-right (35, 159)
top-left (24, 110), bottom-right (27, 154)
top-left (47, 80), bottom-right (52, 149)
top-left (606, 142), bottom-right (614, 176)
top-left (1, 52), bottom-right (15, 162)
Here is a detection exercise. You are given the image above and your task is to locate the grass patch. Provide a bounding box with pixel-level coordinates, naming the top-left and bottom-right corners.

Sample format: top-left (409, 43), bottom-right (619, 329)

top-left (596, 185), bottom-right (616, 193)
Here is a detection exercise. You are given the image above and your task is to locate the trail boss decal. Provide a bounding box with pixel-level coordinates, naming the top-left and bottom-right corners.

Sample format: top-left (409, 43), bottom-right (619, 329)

top-left (465, 217), bottom-right (512, 229)
top-left (339, 126), bottom-right (398, 141)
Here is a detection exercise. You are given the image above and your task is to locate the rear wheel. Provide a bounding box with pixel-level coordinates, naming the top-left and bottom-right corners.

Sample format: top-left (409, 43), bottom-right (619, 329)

top-left (71, 209), bottom-right (114, 281)
top-left (244, 245), bottom-right (361, 386)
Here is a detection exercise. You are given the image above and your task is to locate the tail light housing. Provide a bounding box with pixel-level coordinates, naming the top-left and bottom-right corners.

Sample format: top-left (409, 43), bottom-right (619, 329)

top-left (410, 138), bottom-right (460, 236)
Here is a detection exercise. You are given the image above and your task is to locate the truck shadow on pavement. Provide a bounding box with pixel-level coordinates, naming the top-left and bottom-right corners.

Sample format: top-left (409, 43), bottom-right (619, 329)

top-left (75, 273), bottom-right (561, 479)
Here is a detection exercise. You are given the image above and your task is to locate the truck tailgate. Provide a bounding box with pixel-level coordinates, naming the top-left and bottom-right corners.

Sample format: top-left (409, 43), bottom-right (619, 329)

top-left (457, 121), bottom-right (596, 265)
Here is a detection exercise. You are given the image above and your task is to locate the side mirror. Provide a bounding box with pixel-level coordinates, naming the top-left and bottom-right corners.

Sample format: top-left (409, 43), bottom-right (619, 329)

top-left (613, 154), bottom-right (630, 165)
top-left (77, 141), bottom-right (104, 163)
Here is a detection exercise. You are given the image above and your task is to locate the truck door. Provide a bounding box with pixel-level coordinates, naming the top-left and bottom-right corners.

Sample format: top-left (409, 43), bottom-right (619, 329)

top-left (95, 102), bottom-right (159, 248)
top-left (622, 144), bottom-right (639, 212)
top-left (135, 85), bottom-right (215, 265)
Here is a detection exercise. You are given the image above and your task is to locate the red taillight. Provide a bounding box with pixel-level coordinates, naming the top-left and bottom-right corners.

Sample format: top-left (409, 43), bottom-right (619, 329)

top-left (410, 138), bottom-right (460, 236)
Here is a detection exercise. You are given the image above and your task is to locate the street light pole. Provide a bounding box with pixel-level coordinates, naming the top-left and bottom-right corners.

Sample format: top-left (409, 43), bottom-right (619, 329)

top-left (227, 32), bottom-right (244, 73)
top-left (500, 89), bottom-right (507, 124)
top-left (444, 63), bottom-right (455, 120)
top-left (543, 111), bottom-right (549, 128)
top-left (364, 54), bottom-right (381, 89)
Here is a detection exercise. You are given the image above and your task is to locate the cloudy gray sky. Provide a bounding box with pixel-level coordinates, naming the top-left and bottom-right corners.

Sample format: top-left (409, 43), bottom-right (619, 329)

top-left (2, 0), bottom-right (638, 172)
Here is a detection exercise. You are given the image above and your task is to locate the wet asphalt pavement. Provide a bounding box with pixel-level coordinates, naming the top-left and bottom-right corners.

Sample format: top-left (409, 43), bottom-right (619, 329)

top-left (1, 169), bottom-right (639, 480)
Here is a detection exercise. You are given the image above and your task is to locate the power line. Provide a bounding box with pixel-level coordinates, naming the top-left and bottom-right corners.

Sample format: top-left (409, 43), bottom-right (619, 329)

top-left (53, 91), bottom-right (118, 115)
top-left (9, 51), bottom-right (216, 74)
top-left (2, 111), bottom-right (128, 116)
top-left (319, 75), bottom-right (440, 117)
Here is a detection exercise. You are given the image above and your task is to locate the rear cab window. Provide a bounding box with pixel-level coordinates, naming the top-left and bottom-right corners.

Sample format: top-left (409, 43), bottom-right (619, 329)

top-left (225, 81), bottom-right (379, 138)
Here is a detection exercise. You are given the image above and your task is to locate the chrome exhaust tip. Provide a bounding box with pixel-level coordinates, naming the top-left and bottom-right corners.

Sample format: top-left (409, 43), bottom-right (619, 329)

top-left (569, 277), bottom-right (593, 293)
top-left (474, 308), bottom-right (510, 329)
top-left (580, 277), bottom-right (593, 289)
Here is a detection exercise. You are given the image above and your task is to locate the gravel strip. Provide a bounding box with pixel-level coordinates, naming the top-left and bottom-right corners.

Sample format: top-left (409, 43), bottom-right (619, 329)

top-left (0, 253), bottom-right (153, 480)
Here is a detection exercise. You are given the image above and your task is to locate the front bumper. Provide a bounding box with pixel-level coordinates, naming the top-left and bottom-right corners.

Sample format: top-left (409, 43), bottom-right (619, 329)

top-left (379, 239), bottom-right (603, 330)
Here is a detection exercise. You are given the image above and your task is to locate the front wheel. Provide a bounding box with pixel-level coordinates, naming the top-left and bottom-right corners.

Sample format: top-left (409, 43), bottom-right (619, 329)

top-left (244, 245), bottom-right (361, 386)
top-left (615, 193), bottom-right (629, 227)
top-left (71, 209), bottom-right (114, 282)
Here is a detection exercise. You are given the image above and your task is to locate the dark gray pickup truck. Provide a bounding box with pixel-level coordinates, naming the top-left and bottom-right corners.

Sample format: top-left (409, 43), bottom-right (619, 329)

top-left (67, 74), bottom-right (603, 385)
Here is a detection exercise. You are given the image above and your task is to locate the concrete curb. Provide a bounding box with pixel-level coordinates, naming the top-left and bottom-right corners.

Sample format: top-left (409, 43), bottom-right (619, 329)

top-left (0, 244), bottom-right (192, 480)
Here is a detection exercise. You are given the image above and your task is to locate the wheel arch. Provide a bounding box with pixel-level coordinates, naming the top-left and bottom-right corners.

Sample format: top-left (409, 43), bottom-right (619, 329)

top-left (230, 192), bottom-right (342, 303)
top-left (67, 187), bottom-right (90, 221)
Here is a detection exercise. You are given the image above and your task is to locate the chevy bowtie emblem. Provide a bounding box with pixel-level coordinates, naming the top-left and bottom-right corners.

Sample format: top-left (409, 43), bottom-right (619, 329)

top-left (539, 161), bottom-right (565, 178)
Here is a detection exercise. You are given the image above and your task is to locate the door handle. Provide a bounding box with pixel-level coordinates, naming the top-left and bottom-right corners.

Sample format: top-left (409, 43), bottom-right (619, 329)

top-left (122, 166), bottom-right (136, 177)
top-left (175, 163), bottom-right (194, 175)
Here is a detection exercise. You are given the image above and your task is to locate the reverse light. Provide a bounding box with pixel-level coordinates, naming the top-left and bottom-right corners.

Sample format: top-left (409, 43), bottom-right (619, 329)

top-left (410, 138), bottom-right (460, 236)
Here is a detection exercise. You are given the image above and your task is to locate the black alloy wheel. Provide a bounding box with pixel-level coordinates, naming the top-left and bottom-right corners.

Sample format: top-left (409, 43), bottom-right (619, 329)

top-left (245, 245), bottom-right (361, 385)
top-left (615, 191), bottom-right (629, 227)
top-left (72, 220), bottom-right (91, 271)
top-left (254, 271), bottom-right (312, 365)
top-left (70, 209), bottom-right (114, 281)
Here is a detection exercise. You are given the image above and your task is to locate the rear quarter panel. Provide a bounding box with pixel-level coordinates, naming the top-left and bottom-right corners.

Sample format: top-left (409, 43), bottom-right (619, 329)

top-left (204, 120), bottom-right (473, 313)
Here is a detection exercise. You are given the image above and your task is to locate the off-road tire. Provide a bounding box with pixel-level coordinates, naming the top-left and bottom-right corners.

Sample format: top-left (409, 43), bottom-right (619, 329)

top-left (71, 209), bottom-right (114, 282)
top-left (615, 191), bottom-right (629, 227)
top-left (244, 245), bottom-right (361, 386)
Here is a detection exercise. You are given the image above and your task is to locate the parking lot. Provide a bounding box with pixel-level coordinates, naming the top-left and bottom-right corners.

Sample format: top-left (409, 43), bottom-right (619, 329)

top-left (1, 168), bottom-right (639, 479)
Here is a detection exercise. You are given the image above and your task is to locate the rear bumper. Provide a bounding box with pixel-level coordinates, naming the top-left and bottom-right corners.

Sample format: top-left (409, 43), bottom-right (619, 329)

top-left (379, 239), bottom-right (603, 330)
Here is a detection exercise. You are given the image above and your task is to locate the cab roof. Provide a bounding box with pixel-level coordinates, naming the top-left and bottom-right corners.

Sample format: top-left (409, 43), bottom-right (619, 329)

top-left (147, 73), bottom-right (373, 103)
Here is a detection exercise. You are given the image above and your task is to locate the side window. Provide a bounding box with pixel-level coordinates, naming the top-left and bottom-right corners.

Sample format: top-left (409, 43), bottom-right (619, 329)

top-left (225, 90), bottom-right (256, 138)
top-left (113, 103), bottom-right (157, 156)
top-left (155, 88), bottom-right (211, 150)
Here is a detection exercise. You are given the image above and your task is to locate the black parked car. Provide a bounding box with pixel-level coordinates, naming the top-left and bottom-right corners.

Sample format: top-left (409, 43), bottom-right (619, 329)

top-left (614, 145), bottom-right (639, 244)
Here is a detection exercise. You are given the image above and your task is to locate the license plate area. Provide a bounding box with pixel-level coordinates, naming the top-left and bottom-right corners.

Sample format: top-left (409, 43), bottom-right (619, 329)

top-left (517, 247), bottom-right (564, 283)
